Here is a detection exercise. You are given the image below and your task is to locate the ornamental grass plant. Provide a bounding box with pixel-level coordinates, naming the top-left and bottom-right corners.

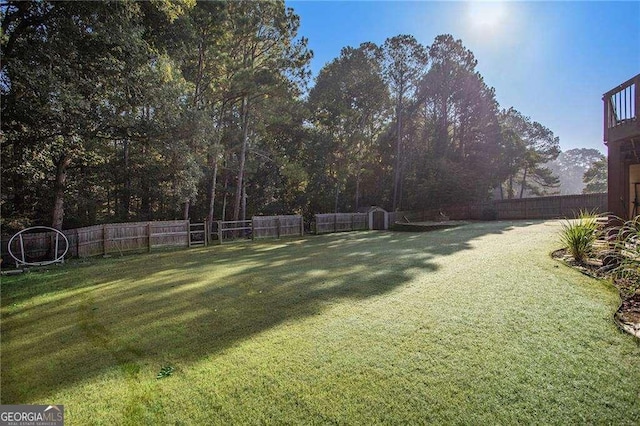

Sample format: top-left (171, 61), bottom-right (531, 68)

top-left (559, 210), bottom-right (602, 264)
top-left (609, 215), bottom-right (640, 292)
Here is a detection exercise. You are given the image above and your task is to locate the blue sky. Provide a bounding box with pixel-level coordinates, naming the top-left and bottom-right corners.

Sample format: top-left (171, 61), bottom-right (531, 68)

top-left (286, 1), bottom-right (640, 155)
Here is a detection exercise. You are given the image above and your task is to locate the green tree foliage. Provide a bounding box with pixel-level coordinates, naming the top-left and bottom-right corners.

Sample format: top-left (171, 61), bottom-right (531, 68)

top-left (1, 1), bottom-right (201, 229)
top-left (308, 43), bottom-right (390, 212)
top-left (583, 157), bottom-right (608, 194)
top-left (223, 0), bottom-right (311, 222)
top-left (548, 148), bottom-right (605, 195)
top-left (1, 2), bottom-right (566, 232)
top-left (1, 0), bottom-right (310, 230)
top-left (497, 108), bottom-right (560, 198)
top-left (404, 35), bottom-right (503, 208)
top-left (381, 35), bottom-right (428, 210)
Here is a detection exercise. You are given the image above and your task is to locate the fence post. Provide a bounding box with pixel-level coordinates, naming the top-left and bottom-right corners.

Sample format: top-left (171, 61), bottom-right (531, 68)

top-left (19, 234), bottom-right (25, 265)
top-left (251, 219), bottom-right (255, 241)
top-left (54, 231), bottom-right (63, 259)
top-left (103, 224), bottom-right (107, 257)
top-left (334, 214), bottom-right (338, 233)
top-left (187, 220), bottom-right (191, 248)
top-left (217, 221), bottom-right (223, 244)
top-left (147, 222), bottom-right (152, 252)
top-left (204, 221), bottom-right (209, 246)
top-left (300, 216), bottom-right (304, 236)
top-left (276, 217), bottom-right (281, 239)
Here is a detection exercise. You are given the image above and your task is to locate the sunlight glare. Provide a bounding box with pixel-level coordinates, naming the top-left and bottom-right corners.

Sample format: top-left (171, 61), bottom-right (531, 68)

top-left (467, 1), bottom-right (509, 38)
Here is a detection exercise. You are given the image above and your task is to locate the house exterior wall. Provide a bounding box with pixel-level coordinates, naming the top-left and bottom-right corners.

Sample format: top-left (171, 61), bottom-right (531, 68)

top-left (629, 164), bottom-right (640, 217)
top-left (607, 145), bottom-right (640, 219)
top-left (607, 141), bottom-right (626, 218)
top-left (604, 74), bottom-right (640, 220)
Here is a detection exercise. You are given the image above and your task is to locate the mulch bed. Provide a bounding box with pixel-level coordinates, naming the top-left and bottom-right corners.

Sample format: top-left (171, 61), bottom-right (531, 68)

top-left (553, 248), bottom-right (640, 339)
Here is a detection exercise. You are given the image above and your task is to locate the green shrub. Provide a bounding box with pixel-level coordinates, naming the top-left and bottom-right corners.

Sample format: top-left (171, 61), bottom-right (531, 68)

top-left (575, 209), bottom-right (601, 229)
top-left (559, 212), bottom-right (601, 264)
top-left (609, 216), bottom-right (640, 290)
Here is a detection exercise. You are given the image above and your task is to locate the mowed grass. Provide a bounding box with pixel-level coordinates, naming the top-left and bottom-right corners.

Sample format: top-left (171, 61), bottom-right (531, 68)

top-left (1, 220), bottom-right (639, 424)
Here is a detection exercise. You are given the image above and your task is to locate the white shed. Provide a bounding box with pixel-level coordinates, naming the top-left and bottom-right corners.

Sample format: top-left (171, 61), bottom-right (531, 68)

top-left (366, 206), bottom-right (389, 230)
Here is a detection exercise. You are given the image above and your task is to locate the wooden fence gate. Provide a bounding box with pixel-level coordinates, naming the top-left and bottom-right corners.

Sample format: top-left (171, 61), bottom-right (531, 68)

top-left (188, 222), bottom-right (207, 247)
top-left (214, 216), bottom-right (303, 243)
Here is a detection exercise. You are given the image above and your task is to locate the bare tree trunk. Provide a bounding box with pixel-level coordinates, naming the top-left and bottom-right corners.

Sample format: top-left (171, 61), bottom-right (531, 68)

top-left (141, 141), bottom-right (151, 221)
top-left (12, 141), bottom-right (26, 217)
top-left (519, 166), bottom-right (528, 199)
top-left (459, 121), bottom-right (466, 160)
top-left (119, 139), bottom-right (131, 221)
top-left (355, 170), bottom-right (361, 212)
top-left (242, 182), bottom-right (247, 222)
top-left (187, 35), bottom-right (207, 225)
top-left (398, 165), bottom-right (405, 209)
top-left (207, 103), bottom-right (226, 234)
top-left (183, 200), bottom-right (190, 220)
top-left (508, 176), bottom-right (514, 199)
top-left (222, 173), bottom-right (229, 221)
top-left (207, 154), bottom-right (219, 234)
top-left (51, 153), bottom-right (71, 230)
top-left (392, 93), bottom-right (403, 211)
top-left (435, 97), bottom-right (449, 158)
top-left (233, 95), bottom-right (249, 222)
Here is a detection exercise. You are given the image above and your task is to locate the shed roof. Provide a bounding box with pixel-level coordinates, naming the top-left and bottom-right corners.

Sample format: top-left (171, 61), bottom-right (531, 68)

top-left (356, 206), bottom-right (387, 213)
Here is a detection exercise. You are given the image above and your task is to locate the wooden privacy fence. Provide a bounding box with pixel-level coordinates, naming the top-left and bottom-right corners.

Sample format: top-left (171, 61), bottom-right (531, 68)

top-left (389, 193), bottom-right (609, 222)
top-left (490, 193), bottom-right (608, 220)
top-left (1, 220), bottom-right (201, 264)
top-left (253, 215), bottom-right (304, 239)
top-left (314, 213), bottom-right (368, 234)
top-left (1, 215), bottom-right (306, 263)
top-left (214, 215), bottom-right (304, 243)
top-left (72, 221), bottom-right (194, 257)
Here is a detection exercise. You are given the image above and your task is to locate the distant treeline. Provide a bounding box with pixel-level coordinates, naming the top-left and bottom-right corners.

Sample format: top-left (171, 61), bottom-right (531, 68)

top-left (2, 0), bottom-right (570, 233)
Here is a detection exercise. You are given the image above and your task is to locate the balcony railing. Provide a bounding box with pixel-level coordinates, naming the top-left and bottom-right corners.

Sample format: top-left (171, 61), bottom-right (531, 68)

top-left (604, 73), bottom-right (640, 143)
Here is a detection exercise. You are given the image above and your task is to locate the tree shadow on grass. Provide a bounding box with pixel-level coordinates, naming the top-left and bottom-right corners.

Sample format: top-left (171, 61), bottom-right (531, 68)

top-left (0, 220), bottom-right (539, 403)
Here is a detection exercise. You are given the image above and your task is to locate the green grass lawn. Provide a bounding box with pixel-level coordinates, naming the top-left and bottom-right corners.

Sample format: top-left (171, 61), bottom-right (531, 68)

top-left (2, 220), bottom-right (639, 424)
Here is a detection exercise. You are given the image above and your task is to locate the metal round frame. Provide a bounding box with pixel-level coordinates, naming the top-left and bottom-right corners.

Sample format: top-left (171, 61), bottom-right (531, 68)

top-left (8, 226), bottom-right (69, 267)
